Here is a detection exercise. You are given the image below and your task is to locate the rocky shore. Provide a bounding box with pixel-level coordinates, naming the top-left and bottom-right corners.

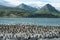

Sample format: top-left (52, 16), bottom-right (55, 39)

top-left (0, 24), bottom-right (60, 40)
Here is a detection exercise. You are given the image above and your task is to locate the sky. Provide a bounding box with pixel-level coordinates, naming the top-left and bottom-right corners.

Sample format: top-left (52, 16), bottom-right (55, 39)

top-left (0, 0), bottom-right (60, 10)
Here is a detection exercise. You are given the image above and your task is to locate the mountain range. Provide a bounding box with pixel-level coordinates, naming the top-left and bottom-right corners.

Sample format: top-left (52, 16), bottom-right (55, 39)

top-left (0, 3), bottom-right (60, 18)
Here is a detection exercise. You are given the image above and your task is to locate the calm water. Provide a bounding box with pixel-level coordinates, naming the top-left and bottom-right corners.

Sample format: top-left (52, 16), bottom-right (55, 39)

top-left (0, 18), bottom-right (60, 26)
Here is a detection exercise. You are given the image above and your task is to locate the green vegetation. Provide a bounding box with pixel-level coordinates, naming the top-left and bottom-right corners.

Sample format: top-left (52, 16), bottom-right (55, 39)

top-left (0, 9), bottom-right (32, 18)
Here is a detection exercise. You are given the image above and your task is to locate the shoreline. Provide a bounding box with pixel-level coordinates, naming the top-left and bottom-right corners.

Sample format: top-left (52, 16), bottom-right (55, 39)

top-left (0, 23), bottom-right (60, 26)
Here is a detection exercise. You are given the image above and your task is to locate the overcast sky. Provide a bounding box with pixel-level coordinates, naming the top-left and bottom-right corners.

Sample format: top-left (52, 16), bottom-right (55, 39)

top-left (0, 0), bottom-right (60, 10)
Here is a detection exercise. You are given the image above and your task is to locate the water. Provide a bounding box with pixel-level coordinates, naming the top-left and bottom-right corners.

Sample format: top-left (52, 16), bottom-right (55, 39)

top-left (0, 18), bottom-right (60, 26)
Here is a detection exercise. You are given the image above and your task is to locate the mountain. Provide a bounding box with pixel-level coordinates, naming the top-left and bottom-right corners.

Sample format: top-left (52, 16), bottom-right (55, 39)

top-left (0, 5), bottom-right (8, 11)
top-left (39, 4), bottom-right (59, 13)
top-left (0, 5), bottom-right (16, 11)
top-left (29, 4), bottom-right (60, 18)
top-left (17, 3), bottom-right (37, 12)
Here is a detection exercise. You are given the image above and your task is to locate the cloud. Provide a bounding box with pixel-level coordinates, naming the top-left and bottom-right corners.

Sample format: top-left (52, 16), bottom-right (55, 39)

top-left (4, 0), bottom-right (20, 6)
top-left (19, 1), bottom-right (47, 7)
top-left (48, 0), bottom-right (60, 3)
top-left (50, 3), bottom-right (60, 8)
top-left (22, 1), bottom-right (60, 9)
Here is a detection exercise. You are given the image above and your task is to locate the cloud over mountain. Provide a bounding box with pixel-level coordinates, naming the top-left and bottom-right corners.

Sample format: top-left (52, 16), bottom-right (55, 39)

top-left (0, 0), bottom-right (20, 6)
top-left (0, 0), bottom-right (60, 10)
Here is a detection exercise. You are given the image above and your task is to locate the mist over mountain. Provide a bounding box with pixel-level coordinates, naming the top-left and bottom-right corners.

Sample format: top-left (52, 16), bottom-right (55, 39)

top-left (0, 1), bottom-right (16, 7)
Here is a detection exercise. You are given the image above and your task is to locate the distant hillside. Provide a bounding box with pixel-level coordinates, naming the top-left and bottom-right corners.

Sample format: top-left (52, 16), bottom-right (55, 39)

top-left (0, 5), bottom-right (32, 17)
top-left (0, 5), bottom-right (21, 11)
top-left (0, 4), bottom-right (60, 18)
